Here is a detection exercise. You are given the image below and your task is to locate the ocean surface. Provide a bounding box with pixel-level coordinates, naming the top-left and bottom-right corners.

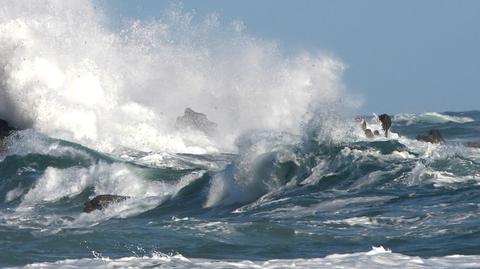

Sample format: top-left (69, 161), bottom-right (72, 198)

top-left (1, 1), bottom-right (480, 268)
top-left (1, 111), bottom-right (480, 268)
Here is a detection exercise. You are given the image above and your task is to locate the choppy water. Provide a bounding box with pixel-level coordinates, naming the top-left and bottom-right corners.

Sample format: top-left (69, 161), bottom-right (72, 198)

top-left (1, 1), bottom-right (480, 268)
top-left (1, 111), bottom-right (480, 268)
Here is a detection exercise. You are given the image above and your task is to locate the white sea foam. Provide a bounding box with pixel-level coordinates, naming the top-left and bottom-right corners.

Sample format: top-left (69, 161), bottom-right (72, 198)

top-left (5, 184), bottom-right (24, 202)
top-left (1, 129), bottom-right (93, 162)
top-left (2, 163), bottom-right (205, 229)
top-left (394, 112), bottom-right (474, 125)
top-left (9, 247), bottom-right (480, 269)
top-left (0, 0), bottom-right (352, 154)
top-left (252, 196), bottom-right (396, 220)
top-left (407, 162), bottom-right (480, 188)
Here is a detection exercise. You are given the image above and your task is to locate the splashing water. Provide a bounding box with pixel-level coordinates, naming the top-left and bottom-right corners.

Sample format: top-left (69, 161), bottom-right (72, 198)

top-left (0, 0), bottom-right (352, 154)
top-left (3, 2), bottom-right (480, 269)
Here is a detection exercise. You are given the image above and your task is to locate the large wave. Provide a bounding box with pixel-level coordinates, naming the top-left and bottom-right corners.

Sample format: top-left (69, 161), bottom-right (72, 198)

top-left (0, 0), bottom-right (355, 154)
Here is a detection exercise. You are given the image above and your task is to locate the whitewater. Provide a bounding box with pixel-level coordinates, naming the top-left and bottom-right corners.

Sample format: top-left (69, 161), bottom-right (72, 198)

top-left (1, 1), bottom-right (480, 268)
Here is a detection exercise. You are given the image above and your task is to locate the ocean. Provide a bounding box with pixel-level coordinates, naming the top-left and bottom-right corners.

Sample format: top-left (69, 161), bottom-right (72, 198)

top-left (1, 111), bottom-right (480, 268)
top-left (1, 1), bottom-right (480, 268)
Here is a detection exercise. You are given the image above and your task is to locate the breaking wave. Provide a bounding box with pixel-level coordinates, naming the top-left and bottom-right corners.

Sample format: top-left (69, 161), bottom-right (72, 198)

top-left (1, 1), bottom-right (480, 268)
top-left (0, 0), bottom-right (353, 154)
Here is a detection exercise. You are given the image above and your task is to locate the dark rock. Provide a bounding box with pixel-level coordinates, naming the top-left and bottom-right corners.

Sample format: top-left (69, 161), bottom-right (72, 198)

top-left (378, 114), bottom-right (392, 137)
top-left (175, 108), bottom-right (218, 136)
top-left (83, 194), bottom-right (129, 213)
top-left (416, 129), bottom-right (445, 144)
top-left (364, 129), bottom-right (374, 138)
top-left (0, 119), bottom-right (15, 154)
top-left (373, 130), bottom-right (380, 136)
top-left (0, 118), bottom-right (14, 138)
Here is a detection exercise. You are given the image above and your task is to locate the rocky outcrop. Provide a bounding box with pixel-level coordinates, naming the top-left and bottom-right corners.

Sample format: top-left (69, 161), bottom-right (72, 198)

top-left (416, 129), bottom-right (445, 144)
top-left (0, 118), bottom-right (14, 139)
top-left (364, 129), bottom-right (374, 138)
top-left (175, 108), bottom-right (217, 136)
top-left (0, 119), bottom-right (15, 153)
top-left (360, 114), bottom-right (392, 138)
top-left (378, 114), bottom-right (392, 137)
top-left (83, 194), bottom-right (129, 213)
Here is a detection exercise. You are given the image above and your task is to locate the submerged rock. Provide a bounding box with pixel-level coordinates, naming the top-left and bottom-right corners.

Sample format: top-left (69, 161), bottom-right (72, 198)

top-left (175, 108), bottom-right (218, 136)
top-left (416, 129), bottom-right (445, 144)
top-left (83, 194), bottom-right (129, 213)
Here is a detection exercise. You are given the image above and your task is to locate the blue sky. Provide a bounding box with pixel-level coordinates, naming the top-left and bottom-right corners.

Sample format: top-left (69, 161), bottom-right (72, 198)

top-left (100, 0), bottom-right (480, 114)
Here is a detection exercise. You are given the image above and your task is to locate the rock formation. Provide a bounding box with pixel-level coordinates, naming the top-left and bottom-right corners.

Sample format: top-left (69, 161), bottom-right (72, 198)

top-left (378, 114), bottom-right (392, 137)
top-left (360, 114), bottom-right (392, 138)
top-left (0, 119), bottom-right (14, 139)
top-left (0, 118), bottom-right (15, 153)
top-left (416, 129), bottom-right (445, 144)
top-left (175, 108), bottom-right (218, 136)
top-left (83, 194), bottom-right (129, 213)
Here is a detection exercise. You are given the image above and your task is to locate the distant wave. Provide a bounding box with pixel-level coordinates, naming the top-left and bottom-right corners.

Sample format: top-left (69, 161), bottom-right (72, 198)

top-left (394, 112), bottom-right (474, 125)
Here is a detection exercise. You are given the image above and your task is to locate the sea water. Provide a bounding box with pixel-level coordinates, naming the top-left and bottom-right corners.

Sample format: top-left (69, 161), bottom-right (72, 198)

top-left (1, 1), bottom-right (480, 268)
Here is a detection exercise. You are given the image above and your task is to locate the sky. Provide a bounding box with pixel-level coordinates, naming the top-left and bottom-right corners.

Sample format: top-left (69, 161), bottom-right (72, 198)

top-left (99, 0), bottom-right (480, 114)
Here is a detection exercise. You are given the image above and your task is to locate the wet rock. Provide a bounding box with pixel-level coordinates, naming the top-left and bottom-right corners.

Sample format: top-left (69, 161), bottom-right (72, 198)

top-left (0, 118), bottom-right (15, 154)
top-left (175, 108), bottom-right (218, 136)
top-left (416, 129), bottom-right (445, 144)
top-left (0, 118), bottom-right (14, 138)
top-left (360, 115), bottom-right (390, 138)
top-left (378, 114), bottom-right (392, 137)
top-left (83, 194), bottom-right (129, 213)
top-left (364, 129), bottom-right (374, 138)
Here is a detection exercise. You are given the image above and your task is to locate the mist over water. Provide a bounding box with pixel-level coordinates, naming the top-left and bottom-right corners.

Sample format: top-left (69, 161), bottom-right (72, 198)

top-left (0, 0), bottom-right (352, 154)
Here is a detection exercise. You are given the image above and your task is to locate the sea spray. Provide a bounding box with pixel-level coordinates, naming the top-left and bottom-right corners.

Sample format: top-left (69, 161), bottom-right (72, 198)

top-left (0, 0), bottom-right (352, 154)
top-left (4, 2), bottom-right (480, 268)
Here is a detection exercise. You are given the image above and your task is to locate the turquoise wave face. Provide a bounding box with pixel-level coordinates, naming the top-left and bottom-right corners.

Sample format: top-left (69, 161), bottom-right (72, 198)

top-left (1, 111), bottom-right (480, 267)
